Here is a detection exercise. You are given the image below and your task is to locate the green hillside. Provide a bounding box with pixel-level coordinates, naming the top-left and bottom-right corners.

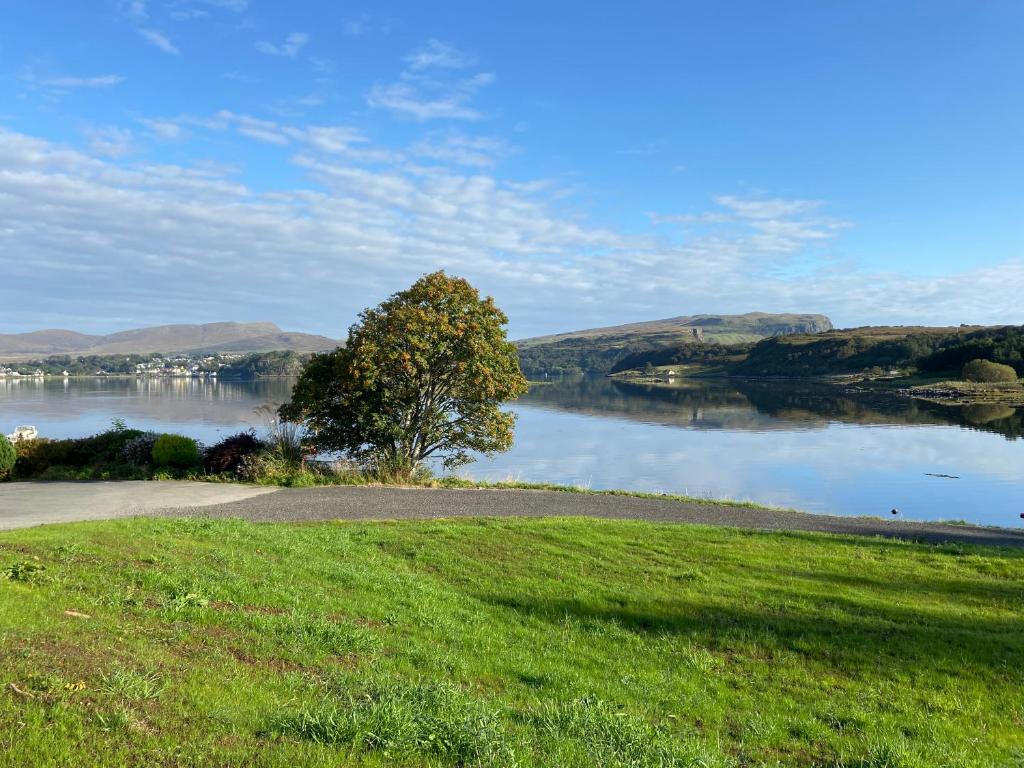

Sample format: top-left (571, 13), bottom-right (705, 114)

top-left (517, 313), bottom-right (832, 376)
top-left (609, 324), bottom-right (1024, 382)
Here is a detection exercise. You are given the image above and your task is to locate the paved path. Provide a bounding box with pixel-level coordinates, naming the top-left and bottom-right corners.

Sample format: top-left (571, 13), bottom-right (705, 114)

top-left (176, 485), bottom-right (1024, 548)
top-left (0, 481), bottom-right (278, 530)
top-left (2, 482), bottom-right (1022, 547)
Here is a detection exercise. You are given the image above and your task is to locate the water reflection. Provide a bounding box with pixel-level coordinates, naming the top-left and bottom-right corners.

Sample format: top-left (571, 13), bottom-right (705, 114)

top-left (519, 377), bottom-right (1024, 440)
top-left (0, 377), bottom-right (293, 443)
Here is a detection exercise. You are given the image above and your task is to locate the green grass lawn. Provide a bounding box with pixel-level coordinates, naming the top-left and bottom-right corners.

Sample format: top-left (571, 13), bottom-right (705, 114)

top-left (1, 516), bottom-right (1022, 767)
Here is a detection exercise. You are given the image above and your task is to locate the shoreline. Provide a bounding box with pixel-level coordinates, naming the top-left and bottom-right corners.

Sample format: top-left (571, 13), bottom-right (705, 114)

top-left (609, 370), bottom-right (1024, 407)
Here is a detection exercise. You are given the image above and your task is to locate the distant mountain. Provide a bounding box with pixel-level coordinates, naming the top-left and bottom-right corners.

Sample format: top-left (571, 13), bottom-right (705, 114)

top-left (0, 322), bottom-right (340, 359)
top-left (518, 313), bottom-right (833, 348)
top-left (516, 313), bottom-right (833, 376)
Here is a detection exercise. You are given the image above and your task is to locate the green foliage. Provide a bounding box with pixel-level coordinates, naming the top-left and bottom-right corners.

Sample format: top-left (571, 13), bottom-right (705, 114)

top-left (218, 350), bottom-right (309, 380)
top-left (255, 405), bottom-right (305, 467)
top-left (517, 314), bottom-right (831, 377)
top-left (0, 434), bottom-right (15, 477)
top-left (609, 324), bottom-right (1024, 379)
top-left (722, 325), bottom-right (1023, 378)
top-left (282, 271), bottom-right (528, 475)
top-left (12, 427), bottom-right (149, 479)
top-left (2, 559), bottom-right (46, 582)
top-left (12, 439), bottom-right (71, 478)
top-left (962, 358), bottom-right (1019, 383)
top-left (151, 434), bottom-right (201, 468)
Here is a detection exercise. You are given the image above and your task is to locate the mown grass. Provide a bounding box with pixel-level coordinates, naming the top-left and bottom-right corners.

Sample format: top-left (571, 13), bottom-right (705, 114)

top-left (1, 516), bottom-right (1022, 766)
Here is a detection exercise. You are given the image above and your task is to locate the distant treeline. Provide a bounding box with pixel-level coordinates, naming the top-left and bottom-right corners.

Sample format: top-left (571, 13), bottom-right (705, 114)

top-left (609, 343), bottom-right (754, 374)
top-left (217, 351), bottom-right (309, 379)
top-left (731, 325), bottom-right (1024, 377)
top-left (517, 336), bottom-right (642, 377)
top-left (522, 325), bottom-right (1024, 379)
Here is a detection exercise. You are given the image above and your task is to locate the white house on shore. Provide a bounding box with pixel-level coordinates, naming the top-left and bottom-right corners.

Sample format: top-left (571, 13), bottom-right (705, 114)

top-left (6, 425), bottom-right (38, 442)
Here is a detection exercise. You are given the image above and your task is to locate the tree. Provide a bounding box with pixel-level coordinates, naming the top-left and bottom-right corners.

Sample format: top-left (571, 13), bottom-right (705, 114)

top-left (280, 272), bottom-right (528, 476)
top-left (0, 434), bottom-right (15, 479)
top-left (962, 358), bottom-right (1019, 384)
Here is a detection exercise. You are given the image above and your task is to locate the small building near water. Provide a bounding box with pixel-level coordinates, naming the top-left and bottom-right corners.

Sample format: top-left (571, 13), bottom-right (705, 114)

top-left (6, 425), bottom-right (39, 442)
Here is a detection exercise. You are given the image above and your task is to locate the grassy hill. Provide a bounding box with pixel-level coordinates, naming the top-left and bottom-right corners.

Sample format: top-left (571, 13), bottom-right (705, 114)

top-left (1, 515), bottom-right (1020, 766)
top-left (0, 322), bottom-right (340, 360)
top-left (608, 324), bottom-right (1024, 388)
top-left (517, 313), bottom-right (832, 376)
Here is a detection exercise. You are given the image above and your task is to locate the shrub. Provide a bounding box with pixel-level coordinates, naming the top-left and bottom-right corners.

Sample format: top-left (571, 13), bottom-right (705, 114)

top-left (255, 405), bottom-right (306, 468)
top-left (66, 426), bottom-right (146, 468)
top-left (962, 358), bottom-right (1019, 384)
top-left (13, 438), bottom-right (75, 478)
top-left (0, 435), bottom-right (15, 478)
top-left (204, 431), bottom-right (265, 475)
top-left (151, 434), bottom-right (201, 469)
top-left (122, 432), bottom-right (159, 467)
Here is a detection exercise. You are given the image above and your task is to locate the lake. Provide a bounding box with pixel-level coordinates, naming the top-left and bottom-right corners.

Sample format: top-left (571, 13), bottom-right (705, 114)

top-left (2, 376), bottom-right (1022, 527)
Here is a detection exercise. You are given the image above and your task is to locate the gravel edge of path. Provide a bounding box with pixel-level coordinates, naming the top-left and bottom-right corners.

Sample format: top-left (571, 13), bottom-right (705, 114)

top-left (163, 485), bottom-right (1024, 549)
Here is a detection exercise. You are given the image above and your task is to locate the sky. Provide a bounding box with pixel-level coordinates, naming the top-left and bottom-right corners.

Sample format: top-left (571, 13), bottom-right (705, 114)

top-left (1, 0), bottom-right (1022, 339)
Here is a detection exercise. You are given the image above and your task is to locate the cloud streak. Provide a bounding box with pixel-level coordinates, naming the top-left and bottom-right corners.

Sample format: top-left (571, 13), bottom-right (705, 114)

top-left (368, 41), bottom-right (494, 121)
top-left (256, 32), bottom-right (309, 58)
top-left (139, 28), bottom-right (180, 54)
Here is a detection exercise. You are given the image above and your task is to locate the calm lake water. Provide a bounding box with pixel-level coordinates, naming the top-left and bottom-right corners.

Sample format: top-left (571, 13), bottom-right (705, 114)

top-left (2, 376), bottom-right (1022, 527)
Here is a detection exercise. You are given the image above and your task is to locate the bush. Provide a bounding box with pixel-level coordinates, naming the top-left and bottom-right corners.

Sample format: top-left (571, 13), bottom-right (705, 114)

top-left (962, 358), bottom-right (1019, 384)
top-left (0, 435), bottom-right (15, 478)
top-left (151, 434), bottom-right (201, 468)
top-left (122, 432), bottom-right (159, 467)
top-left (204, 431), bottom-right (265, 475)
top-left (13, 439), bottom-right (75, 478)
top-left (66, 427), bottom-right (146, 468)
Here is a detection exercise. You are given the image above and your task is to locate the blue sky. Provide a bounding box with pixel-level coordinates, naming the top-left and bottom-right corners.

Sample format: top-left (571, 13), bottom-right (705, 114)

top-left (1, 0), bottom-right (1022, 337)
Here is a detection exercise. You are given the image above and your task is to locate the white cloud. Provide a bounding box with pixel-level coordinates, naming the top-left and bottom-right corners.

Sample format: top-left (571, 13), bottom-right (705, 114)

top-left (33, 74), bottom-right (125, 89)
top-left (117, 0), bottom-right (147, 20)
top-left (139, 118), bottom-right (185, 140)
top-left (368, 41), bottom-right (493, 121)
top-left (256, 32), bottom-right (309, 58)
top-left (0, 125), bottom-right (1022, 337)
top-left (368, 73), bottom-right (495, 121)
top-left (406, 39), bottom-right (474, 70)
top-left (84, 126), bottom-right (135, 157)
top-left (411, 134), bottom-right (512, 167)
top-left (139, 28), bottom-right (180, 54)
top-left (142, 111), bottom-right (388, 160)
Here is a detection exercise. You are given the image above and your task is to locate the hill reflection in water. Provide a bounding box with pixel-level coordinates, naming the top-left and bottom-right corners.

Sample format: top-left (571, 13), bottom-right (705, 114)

top-left (517, 377), bottom-right (1024, 440)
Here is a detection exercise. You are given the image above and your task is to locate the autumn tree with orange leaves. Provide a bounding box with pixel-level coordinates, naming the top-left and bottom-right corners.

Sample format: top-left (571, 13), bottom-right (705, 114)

top-left (280, 272), bottom-right (528, 478)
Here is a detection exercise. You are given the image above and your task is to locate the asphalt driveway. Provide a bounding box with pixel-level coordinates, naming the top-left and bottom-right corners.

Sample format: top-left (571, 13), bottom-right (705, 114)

top-left (3, 481), bottom-right (1021, 548)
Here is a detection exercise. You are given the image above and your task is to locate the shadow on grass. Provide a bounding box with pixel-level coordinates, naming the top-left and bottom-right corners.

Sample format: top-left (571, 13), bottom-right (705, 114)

top-left (475, 588), bottom-right (1024, 678)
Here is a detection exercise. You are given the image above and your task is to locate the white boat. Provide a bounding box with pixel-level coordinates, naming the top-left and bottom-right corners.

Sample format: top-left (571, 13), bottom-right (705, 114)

top-left (6, 425), bottom-right (38, 442)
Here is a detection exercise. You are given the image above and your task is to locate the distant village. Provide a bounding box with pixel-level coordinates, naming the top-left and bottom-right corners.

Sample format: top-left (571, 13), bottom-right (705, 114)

top-left (0, 350), bottom-right (306, 381)
top-left (0, 354), bottom-right (231, 379)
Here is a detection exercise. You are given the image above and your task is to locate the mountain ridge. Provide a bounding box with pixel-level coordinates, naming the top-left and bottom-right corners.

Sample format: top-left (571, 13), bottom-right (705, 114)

top-left (0, 322), bottom-right (340, 359)
top-left (517, 312), bottom-right (833, 348)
